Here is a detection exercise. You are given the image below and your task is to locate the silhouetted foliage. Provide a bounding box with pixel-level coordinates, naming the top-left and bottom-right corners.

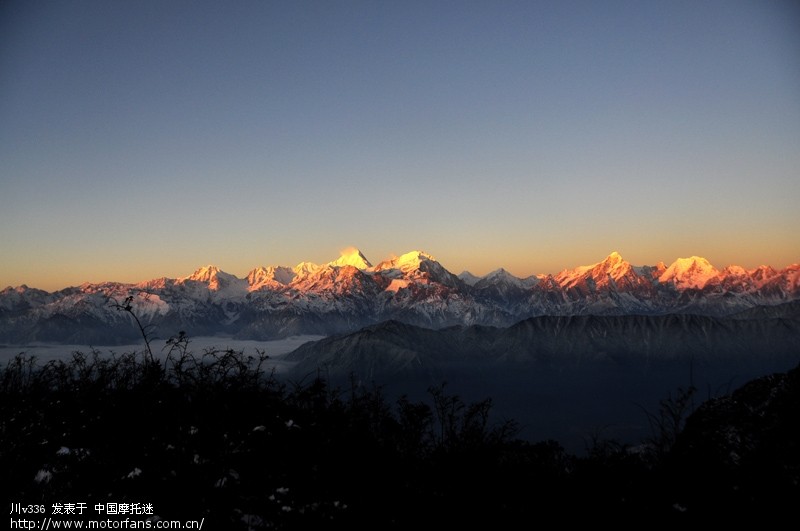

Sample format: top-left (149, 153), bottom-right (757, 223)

top-left (2, 346), bottom-right (797, 528)
top-left (0, 349), bottom-right (528, 529)
top-left (642, 384), bottom-right (697, 456)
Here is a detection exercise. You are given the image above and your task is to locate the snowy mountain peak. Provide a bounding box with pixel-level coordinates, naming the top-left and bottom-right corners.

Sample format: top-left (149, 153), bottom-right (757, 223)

top-left (458, 271), bottom-right (481, 286)
top-left (722, 265), bottom-right (748, 278)
top-left (293, 261), bottom-right (323, 277)
top-left (595, 252), bottom-right (634, 276)
top-left (555, 252), bottom-right (636, 290)
top-left (485, 268), bottom-right (520, 282)
top-left (606, 253), bottom-right (634, 274)
top-left (371, 250), bottom-right (462, 288)
top-left (329, 247), bottom-right (372, 270)
top-left (180, 265), bottom-right (244, 293)
top-left (246, 265), bottom-right (296, 290)
top-left (475, 268), bottom-right (528, 291)
top-left (396, 250), bottom-right (436, 269)
top-left (374, 250), bottom-right (436, 273)
top-left (183, 265), bottom-right (223, 283)
top-left (750, 265), bottom-right (777, 282)
top-left (659, 256), bottom-right (719, 289)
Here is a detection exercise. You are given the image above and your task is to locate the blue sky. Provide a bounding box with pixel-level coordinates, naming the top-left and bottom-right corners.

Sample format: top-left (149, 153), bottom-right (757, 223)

top-left (1, 0), bottom-right (799, 290)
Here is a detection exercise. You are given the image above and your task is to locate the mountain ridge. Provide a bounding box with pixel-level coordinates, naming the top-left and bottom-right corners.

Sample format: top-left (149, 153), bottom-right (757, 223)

top-left (285, 312), bottom-right (800, 379)
top-left (1, 249), bottom-right (798, 344)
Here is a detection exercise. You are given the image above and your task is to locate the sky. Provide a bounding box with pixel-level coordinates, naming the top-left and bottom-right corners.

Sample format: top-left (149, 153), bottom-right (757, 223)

top-left (1, 0), bottom-right (799, 291)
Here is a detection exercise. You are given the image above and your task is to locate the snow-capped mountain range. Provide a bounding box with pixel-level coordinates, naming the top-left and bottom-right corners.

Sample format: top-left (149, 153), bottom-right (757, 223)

top-left (1, 249), bottom-right (798, 344)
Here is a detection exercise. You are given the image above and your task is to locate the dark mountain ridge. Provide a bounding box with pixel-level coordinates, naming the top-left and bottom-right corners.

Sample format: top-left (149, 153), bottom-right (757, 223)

top-left (285, 311), bottom-right (800, 450)
top-left (287, 312), bottom-right (800, 379)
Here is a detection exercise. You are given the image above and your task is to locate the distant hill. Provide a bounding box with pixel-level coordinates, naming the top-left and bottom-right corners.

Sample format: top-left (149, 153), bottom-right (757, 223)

top-left (286, 312), bottom-right (800, 379)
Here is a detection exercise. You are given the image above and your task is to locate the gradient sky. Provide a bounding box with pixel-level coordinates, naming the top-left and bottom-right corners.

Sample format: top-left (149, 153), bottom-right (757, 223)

top-left (1, 0), bottom-right (799, 291)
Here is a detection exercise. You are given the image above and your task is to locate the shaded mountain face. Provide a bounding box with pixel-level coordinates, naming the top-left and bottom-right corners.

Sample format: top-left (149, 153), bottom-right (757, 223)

top-left (284, 311), bottom-right (800, 451)
top-left (285, 311), bottom-right (800, 380)
top-left (1, 250), bottom-right (798, 343)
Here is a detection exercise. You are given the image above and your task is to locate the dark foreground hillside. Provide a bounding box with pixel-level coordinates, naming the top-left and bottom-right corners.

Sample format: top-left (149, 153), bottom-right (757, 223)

top-left (1, 347), bottom-right (798, 528)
